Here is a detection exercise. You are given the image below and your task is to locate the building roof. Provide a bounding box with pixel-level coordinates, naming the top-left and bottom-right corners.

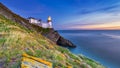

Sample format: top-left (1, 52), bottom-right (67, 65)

top-left (28, 17), bottom-right (42, 21)
top-left (28, 17), bottom-right (35, 19)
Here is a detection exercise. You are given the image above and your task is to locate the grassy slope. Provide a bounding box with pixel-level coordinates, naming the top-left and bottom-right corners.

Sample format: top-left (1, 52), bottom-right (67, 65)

top-left (0, 15), bottom-right (105, 68)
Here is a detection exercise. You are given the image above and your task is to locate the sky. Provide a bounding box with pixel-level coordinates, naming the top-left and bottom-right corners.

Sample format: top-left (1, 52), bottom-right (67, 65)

top-left (1, 0), bottom-right (120, 30)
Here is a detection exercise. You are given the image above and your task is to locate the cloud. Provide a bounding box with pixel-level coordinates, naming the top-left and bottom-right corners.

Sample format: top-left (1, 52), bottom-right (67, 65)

top-left (60, 2), bottom-right (120, 30)
top-left (76, 2), bottom-right (120, 15)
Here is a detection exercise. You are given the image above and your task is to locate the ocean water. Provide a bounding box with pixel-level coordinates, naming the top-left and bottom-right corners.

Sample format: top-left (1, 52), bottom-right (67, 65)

top-left (58, 30), bottom-right (120, 68)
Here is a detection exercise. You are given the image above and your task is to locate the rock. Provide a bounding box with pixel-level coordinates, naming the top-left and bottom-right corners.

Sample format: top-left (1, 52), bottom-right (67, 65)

top-left (57, 36), bottom-right (76, 47)
top-left (43, 28), bottom-right (76, 47)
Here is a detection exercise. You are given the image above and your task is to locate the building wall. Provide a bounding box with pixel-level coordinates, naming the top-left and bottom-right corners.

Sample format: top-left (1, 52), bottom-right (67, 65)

top-left (37, 20), bottom-right (41, 23)
top-left (28, 18), bottom-right (52, 28)
top-left (48, 22), bottom-right (52, 28)
top-left (29, 18), bottom-right (34, 23)
top-left (29, 18), bottom-right (41, 24)
top-left (42, 23), bottom-right (50, 28)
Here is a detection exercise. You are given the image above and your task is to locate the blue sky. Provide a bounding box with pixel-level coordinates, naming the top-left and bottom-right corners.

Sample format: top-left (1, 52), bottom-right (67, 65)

top-left (1, 0), bottom-right (120, 30)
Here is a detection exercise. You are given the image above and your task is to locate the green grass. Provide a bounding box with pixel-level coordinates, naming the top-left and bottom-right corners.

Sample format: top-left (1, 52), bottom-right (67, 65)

top-left (79, 54), bottom-right (105, 68)
top-left (0, 14), bottom-right (105, 68)
top-left (0, 37), bottom-right (6, 44)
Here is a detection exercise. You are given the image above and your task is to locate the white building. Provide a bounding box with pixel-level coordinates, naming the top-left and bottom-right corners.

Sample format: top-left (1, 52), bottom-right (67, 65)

top-left (28, 17), bottom-right (41, 24)
top-left (28, 16), bottom-right (52, 28)
top-left (47, 16), bottom-right (52, 28)
top-left (42, 23), bottom-right (50, 28)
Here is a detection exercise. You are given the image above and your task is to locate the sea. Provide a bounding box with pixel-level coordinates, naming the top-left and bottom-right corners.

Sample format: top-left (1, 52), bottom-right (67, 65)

top-left (58, 30), bottom-right (120, 68)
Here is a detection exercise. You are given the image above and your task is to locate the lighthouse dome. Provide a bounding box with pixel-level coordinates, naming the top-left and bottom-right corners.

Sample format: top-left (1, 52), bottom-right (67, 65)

top-left (48, 16), bottom-right (51, 21)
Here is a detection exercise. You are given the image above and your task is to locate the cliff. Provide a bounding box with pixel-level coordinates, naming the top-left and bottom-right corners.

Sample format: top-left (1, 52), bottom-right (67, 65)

top-left (42, 28), bottom-right (76, 47)
top-left (0, 3), bottom-right (105, 68)
top-left (0, 3), bottom-right (76, 48)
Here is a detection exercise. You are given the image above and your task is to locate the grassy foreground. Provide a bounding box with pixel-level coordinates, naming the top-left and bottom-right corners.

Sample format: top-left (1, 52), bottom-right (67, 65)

top-left (0, 14), bottom-right (105, 68)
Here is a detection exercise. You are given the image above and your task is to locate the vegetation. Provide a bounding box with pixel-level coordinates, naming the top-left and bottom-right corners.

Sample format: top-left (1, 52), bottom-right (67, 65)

top-left (0, 14), bottom-right (105, 68)
top-left (79, 54), bottom-right (105, 68)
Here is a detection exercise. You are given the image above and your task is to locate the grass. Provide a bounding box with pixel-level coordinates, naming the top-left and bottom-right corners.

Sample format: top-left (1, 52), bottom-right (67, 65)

top-left (79, 54), bottom-right (105, 68)
top-left (0, 14), bottom-right (105, 68)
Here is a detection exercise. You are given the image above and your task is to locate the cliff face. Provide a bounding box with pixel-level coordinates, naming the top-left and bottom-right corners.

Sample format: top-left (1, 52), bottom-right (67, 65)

top-left (43, 28), bottom-right (76, 47)
top-left (0, 3), bottom-right (76, 47)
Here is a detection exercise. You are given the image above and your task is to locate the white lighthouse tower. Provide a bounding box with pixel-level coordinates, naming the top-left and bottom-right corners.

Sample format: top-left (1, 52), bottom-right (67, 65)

top-left (47, 16), bottom-right (52, 28)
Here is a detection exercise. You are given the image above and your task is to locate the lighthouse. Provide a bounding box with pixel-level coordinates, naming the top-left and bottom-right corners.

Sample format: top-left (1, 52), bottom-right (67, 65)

top-left (47, 16), bottom-right (52, 28)
top-left (28, 16), bottom-right (53, 28)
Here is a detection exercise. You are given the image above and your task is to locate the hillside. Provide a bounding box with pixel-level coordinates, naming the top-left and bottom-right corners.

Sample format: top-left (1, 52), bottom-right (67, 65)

top-left (0, 3), bottom-right (105, 68)
top-left (0, 3), bottom-right (76, 48)
top-left (0, 13), bottom-right (105, 68)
